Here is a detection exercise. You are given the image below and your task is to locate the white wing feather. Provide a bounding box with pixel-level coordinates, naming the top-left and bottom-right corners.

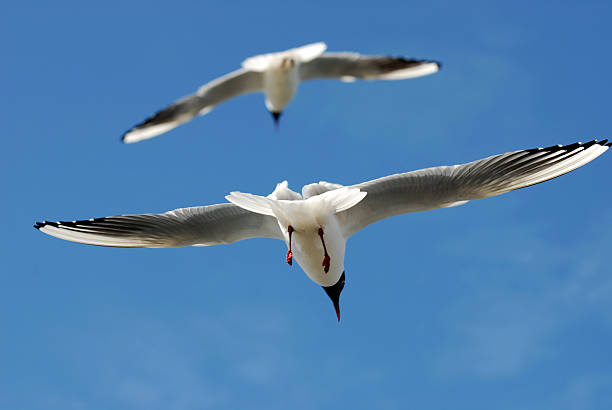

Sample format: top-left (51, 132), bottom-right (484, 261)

top-left (35, 203), bottom-right (282, 247)
top-left (299, 52), bottom-right (440, 81)
top-left (337, 140), bottom-right (610, 237)
top-left (122, 69), bottom-right (263, 143)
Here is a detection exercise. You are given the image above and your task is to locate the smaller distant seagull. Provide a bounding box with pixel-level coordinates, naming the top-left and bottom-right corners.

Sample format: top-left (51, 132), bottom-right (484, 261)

top-left (34, 140), bottom-right (610, 320)
top-left (121, 42), bottom-right (440, 143)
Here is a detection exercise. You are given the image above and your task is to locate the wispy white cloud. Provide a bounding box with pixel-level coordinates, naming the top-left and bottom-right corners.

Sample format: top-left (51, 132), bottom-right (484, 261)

top-left (562, 374), bottom-right (612, 410)
top-left (433, 217), bottom-right (612, 379)
top-left (521, 373), bottom-right (612, 410)
top-left (34, 307), bottom-right (299, 410)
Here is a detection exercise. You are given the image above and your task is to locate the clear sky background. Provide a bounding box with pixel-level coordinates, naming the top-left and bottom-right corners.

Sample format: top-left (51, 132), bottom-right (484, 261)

top-left (2, 1), bottom-right (612, 409)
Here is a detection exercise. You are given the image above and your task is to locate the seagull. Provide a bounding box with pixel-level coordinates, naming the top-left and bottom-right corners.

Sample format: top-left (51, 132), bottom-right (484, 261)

top-left (34, 140), bottom-right (610, 320)
top-left (121, 42), bottom-right (440, 143)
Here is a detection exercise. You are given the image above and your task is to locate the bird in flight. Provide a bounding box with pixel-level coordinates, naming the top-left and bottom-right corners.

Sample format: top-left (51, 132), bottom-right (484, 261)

top-left (35, 140), bottom-right (609, 320)
top-left (121, 42), bottom-right (440, 143)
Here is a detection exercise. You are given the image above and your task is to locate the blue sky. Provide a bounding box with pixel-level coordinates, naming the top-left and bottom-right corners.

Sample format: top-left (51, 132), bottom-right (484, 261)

top-left (3, 1), bottom-right (612, 409)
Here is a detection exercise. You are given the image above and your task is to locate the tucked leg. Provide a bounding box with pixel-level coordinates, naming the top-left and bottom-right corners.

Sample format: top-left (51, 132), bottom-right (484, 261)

top-left (318, 228), bottom-right (330, 274)
top-left (286, 225), bottom-right (294, 265)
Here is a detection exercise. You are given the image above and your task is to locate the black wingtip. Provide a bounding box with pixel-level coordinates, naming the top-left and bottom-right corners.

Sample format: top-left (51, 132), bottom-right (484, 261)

top-left (577, 139), bottom-right (609, 149)
top-left (563, 141), bottom-right (582, 151)
top-left (407, 57), bottom-right (442, 69)
top-left (525, 139), bottom-right (612, 154)
top-left (34, 218), bottom-right (109, 231)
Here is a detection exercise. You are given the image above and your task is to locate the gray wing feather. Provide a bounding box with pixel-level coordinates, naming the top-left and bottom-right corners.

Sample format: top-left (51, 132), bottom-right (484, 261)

top-left (299, 52), bottom-right (440, 81)
top-left (337, 140), bottom-right (610, 237)
top-left (35, 203), bottom-right (282, 247)
top-left (122, 68), bottom-right (263, 143)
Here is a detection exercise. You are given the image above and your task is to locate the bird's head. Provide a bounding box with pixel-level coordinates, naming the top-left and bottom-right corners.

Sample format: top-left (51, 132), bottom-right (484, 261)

top-left (322, 271), bottom-right (345, 322)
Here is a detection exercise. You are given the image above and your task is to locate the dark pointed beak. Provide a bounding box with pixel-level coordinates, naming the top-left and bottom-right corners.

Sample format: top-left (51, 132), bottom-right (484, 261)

top-left (333, 300), bottom-right (341, 322)
top-left (322, 272), bottom-right (345, 322)
top-left (270, 111), bottom-right (282, 130)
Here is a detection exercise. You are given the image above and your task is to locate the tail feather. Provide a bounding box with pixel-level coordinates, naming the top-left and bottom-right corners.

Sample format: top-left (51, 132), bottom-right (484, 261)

top-left (225, 192), bottom-right (276, 216)
top-left (319, 187), bottom-right (367, 213)
top-left (242, 42), bottom-right (327, 71)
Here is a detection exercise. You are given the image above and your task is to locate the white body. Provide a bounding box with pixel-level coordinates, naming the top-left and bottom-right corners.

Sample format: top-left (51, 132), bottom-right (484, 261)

top-left (263, 60), bottom-right (300, 113)
top-left (280, 211), bottom-right (344, 287)
top-left (226, 182), bottom-right (366, 287)
top-left (243, 42), bottom-right (326, 113)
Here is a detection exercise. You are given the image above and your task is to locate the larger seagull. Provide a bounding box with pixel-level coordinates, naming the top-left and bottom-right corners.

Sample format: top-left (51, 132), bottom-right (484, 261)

top-left (121, 42), bottom-right (440, 143)
top-left (35, 140), bottom-right (610, 319)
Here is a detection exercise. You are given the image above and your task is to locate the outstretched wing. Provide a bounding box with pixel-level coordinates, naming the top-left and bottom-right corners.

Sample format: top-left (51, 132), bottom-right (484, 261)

top-left (299, 52), bottom-right (440, 82)
top-left (338, 140), bottom-right (610, 237)
top-left (122, 68), bottom-right (263, 143)
top-left (35, 203), bottom-right (282, 247)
